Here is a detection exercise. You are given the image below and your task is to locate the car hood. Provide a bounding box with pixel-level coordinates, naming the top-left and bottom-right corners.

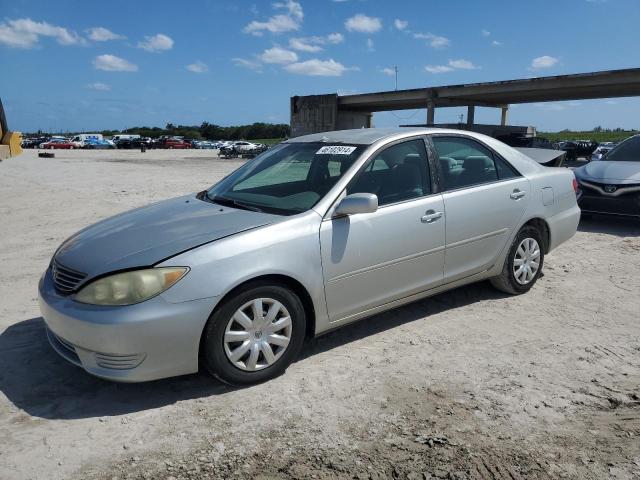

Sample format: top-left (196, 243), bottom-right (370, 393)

top-left (54, 194), bottom-right (280, 280)
top-left (576, 161), bottom-right (640, 184)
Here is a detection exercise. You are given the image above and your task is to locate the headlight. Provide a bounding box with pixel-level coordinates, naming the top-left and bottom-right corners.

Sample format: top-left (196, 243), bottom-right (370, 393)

top-left (75, 267), bottom-right (188, 306)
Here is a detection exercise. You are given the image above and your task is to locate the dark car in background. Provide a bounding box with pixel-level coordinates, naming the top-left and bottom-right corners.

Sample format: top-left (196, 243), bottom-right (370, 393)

top-left (574, 135), bottom-right (640, 218)
top-left (21, 137), bottom-right (50, 148)
top-left (115, 138), bottom-right (145, 149)
top-left (557, 140), bottom-right (598, 161)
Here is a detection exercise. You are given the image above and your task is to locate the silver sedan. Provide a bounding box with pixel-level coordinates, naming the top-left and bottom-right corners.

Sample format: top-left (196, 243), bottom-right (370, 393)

top-left (39, 128), bottom-right (580, 385)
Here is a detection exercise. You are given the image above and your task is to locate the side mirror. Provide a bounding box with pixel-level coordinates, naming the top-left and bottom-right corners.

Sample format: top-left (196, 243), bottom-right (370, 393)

top-left (334, 193), bottom-right (378, 216)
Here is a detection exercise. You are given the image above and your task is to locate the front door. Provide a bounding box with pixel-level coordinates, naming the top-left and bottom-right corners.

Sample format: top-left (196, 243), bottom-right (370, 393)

top-left (320, 138), bottom-right (446, 322)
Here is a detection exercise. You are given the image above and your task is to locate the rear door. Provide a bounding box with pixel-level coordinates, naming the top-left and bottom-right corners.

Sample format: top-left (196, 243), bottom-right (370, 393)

top-left (429, 135), bottom-right (530, 281)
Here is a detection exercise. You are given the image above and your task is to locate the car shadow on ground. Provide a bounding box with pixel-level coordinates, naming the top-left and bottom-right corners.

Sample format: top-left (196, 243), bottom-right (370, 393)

top-left (0, 282), bottom-right (508, 421)
top-left (578, 215), bottom-right (640, 237)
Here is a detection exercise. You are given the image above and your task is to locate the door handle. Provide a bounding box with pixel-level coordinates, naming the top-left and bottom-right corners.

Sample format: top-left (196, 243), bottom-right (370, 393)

top-left (510, 189), bottom-right (526, 200)
top-left (421, 210), bottom-right (443, 223)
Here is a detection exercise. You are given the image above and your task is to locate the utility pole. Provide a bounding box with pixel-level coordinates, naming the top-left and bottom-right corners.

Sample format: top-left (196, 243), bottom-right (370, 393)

top-left (394, 66), bottom-right (398, 91)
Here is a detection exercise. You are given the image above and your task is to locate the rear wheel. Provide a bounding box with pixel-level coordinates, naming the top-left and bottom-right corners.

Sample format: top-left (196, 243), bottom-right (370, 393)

top-left (203, 282), bottom-right (306, 385)
top-left (491, 225), bottom-right (544, 295)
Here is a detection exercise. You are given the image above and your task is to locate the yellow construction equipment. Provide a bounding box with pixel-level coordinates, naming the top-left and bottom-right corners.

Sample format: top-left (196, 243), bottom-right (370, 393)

top-left (0, 97), bottom-right (22, 160)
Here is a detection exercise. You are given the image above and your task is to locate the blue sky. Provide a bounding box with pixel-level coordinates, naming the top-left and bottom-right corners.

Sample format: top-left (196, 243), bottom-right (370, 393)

top-left (1, 0), bottom-right (639, 133)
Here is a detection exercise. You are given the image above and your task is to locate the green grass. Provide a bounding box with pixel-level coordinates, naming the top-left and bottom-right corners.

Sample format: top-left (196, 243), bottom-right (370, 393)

top-left (539, 130), bottom-right (638, 143)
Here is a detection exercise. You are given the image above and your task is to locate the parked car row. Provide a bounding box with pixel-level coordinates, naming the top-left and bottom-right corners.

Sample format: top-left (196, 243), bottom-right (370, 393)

top-left (22, 134), bottom-right (270, 153)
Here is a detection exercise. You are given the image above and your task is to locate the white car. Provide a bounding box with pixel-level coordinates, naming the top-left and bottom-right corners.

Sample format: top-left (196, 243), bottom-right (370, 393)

top-left (40, 128), bottom-right (580, 385)
top-left (233, 141), bottom-right (260, 153)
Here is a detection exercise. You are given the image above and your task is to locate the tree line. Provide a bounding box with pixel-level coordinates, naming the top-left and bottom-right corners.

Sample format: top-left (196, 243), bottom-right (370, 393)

top-left (99, 122), bottom-right (290, 140)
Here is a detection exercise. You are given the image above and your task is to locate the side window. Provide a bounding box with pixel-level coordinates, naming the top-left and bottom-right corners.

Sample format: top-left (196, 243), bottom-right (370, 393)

top-left (494, 155), bottom-right (519, 180)
top-left (347, 139), bottom-right (431, 206)
top-left (432, 137), bottom-right (501, 190)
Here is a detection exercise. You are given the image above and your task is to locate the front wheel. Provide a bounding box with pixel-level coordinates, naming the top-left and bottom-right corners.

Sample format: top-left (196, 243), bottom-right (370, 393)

top-left (491, 225), bottom-right (544, 295)
top-left (203, 282), bottom-right (306, 385)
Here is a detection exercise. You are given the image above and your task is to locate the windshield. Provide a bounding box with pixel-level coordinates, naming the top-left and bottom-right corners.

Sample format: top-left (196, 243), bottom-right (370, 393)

top-left (603, 136), bottom-right (640, 162)
top-left (205, 142), bottom-right (366, 215)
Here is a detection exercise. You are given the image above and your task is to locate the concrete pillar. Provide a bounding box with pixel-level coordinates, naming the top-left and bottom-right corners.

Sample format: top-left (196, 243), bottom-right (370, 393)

top-left (466, 105), bottom-right (475, 126)
top-left (500, 105), bottom-right (509, 126)
top-left (426, 101), bottom-right (435, 126)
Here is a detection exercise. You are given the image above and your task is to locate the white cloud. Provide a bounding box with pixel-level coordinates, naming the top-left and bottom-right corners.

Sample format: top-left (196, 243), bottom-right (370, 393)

top-left (425, 65), bottom-right (454, 74)
top-left (367, 38), bottom-right (375, 52)
top-left (232, 57), bottom-right (263, 72)
top-left (381, 67), bottom-right (395, 76)
top-left (481, 29), bottom-right (491, 37)
top-left (289, 37), bottom-right (323, 52)
top-left (491, 40), bottom-right (502, 46)
top-left (289, 33), bottom-right (343, 52)
top-left (327, 32), bottom-right (344, 44)
top-left (413, 32), bottom-right (450, 48)
top-left (345, 14), bottom-right (382, 34)
top-left (394, 19), bottom-right (408, 31)
top-left (186, 61), bottom-right (208, 73)
top-left (530, 55), bottom-right (559, 70)
top-left (260, 46), bottom-right (298, 64)
top-left (87, 82), bottom-right (111, 91)
top-left (425, 59), bottom-right (479, 74)
top-left (244, 1), bottom-right (303, 35)
top-left (284, 58), bottom-right (351, 76)
top-left (138, 33), bottom-right (173, 52)
top-left (0, 18), bottom-right (83, 48)
top-left (448, 59), bottom-right (478, 70)
top-left (274, 0), bottom-right (303, 20)
top-left (93, 54), bottom-right (138, 72)
top-left (87, 27), bottom-right (124, 41)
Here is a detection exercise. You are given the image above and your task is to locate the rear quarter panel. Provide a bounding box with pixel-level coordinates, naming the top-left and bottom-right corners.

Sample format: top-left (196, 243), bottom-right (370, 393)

top-left (524, 167), bottom-right (580, 252)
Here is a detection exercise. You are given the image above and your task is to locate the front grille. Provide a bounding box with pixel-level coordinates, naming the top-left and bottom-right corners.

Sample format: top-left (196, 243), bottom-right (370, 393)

top-left (51, 259), bottom-right (87, 295)
top-left (579, 180), bottom-right (640, 197)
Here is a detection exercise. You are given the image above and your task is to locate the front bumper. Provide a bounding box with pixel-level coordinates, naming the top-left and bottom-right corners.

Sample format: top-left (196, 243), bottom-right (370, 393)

top-left (38, 268), bottom-right (218, 382)
top-left (577, 181), bottom-right (640, 217)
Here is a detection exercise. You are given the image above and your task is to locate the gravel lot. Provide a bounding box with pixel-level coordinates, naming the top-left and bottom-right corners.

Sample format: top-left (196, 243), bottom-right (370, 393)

top-left (0, 149), bottom-right (639, 480)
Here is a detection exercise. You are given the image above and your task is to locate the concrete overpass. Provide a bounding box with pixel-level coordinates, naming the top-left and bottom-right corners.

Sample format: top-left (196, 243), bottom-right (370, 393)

top-left (290, 68), bottom-right (640, 137)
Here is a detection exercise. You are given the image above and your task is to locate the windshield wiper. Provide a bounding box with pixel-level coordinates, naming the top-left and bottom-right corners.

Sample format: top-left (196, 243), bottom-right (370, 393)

top-left (210, 195), bottom-right (263, 212)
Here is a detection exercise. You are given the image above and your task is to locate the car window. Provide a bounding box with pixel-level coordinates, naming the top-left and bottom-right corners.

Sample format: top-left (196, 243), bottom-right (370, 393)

top-left (432, 136), bottom-right (515, 190)
top-left (604, 136), bottom-right (640, 162)
top-left (347, 139), bottom-right (431, 206)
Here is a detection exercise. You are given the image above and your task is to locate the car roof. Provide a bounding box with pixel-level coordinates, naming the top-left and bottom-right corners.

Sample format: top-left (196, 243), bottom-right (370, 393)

top-left (287, 127), bottom-right (488, 145)
top-left (287, 127), bottom-right (544, 176)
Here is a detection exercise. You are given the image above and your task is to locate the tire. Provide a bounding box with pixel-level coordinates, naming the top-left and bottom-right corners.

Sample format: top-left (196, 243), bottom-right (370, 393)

top-left (203, 282), bottom-right (306, 386)
top-left (490, 225), bottom-right (544, 295)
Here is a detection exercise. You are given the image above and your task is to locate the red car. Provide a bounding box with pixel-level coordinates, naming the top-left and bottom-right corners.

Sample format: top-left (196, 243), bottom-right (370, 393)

top-left (157, 138), bottom-right (191, 149)
top-left (40, 139), bottom-right (76, 149)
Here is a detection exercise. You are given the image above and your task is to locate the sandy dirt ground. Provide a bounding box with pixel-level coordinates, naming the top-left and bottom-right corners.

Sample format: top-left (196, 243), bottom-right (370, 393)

top-left (0, 149), bottom-right (639, 480)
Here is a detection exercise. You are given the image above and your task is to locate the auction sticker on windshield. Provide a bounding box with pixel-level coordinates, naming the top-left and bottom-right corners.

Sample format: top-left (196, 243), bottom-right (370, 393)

top-left (316, 146), bottom-right (357, 155)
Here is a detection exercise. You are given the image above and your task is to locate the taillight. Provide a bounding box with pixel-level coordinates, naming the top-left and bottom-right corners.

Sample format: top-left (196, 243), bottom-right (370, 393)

top-left (572, 178), bottom-right (579, 194)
